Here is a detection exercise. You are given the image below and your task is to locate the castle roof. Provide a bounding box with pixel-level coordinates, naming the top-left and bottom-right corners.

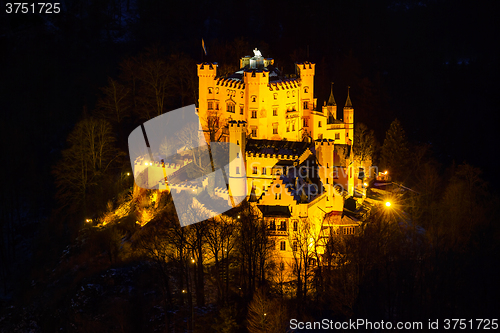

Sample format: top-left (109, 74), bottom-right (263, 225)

top-left (327, 82), bottom-right (336, 106)
top-left (257, 205), bottom-right (291, 217)
top-left (246, 139), bottom-right (312, 156)
top-left (345, 86), bottom-right (352, 108)
top-left (224, 64), bottom-right (297, 84)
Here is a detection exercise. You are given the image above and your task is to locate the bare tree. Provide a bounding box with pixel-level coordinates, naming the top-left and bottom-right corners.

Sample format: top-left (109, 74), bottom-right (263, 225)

top-left (353, 122), bottom-right (377, 172)
top-left (288, 218), bottom-right (321, 304)
top-left (204, 215), bottom-right (238, 303)
top-left (246, 288), bottom-right (288, 333)
top-left (53, 117), bottom-right (122, 213)
top-left (96, 77), bottom-right (130, 123)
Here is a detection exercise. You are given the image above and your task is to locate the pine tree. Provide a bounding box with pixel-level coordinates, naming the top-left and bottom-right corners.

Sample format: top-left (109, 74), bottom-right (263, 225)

top-left (380, 118), bottom-right (409, 182)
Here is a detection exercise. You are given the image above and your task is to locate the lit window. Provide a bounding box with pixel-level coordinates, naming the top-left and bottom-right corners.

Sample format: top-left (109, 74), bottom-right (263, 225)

top-left (262, 167), bottom-right (266, 175)
top-left (208, 102), bottom-right (213, 110)
top-left (280, 241), bottom-right (286, 251)
top-left (303, 101), bottom-right (308, 109)
top-left (251, 128), bottom-right (257, 137)
top-left (236, 167), bottom-right (240, 174)
top-left (252, 167), bottom-right (257, 174)
top-left (273, 108), bottom-right (278, 116)
top-left (280, 221), bottom-right (286, 230)
top-left (208, 87), bottom-right (213, 94)
top-left (251, 110), bottom-right (257, 118)
top-left (215, 102), bottom-right (219, 110)
top-left (227, 103), bottom-right (235, 113)
top-left (279, 193), bottom-right (281, 200)
top-left (252, 96), bottom-right (256, 102)
top-left (240, 106), bottom-right (244, 114)
top-left (303, 119), bottom-right (308, 127)
top-left (304, 87), bottom-right (308, 93)
top-left (318, 121), bottom-right (322, 127)
top-left (274, 93), bottom-right (278, 100)
top-left (273, 127), bottom-right (278, 134)
top-left (335, 133), bottom-right (340, 140)
top-left (286, 125), bottom-right (290, 132)
top-left (292, 123), bottom-right (295, 131)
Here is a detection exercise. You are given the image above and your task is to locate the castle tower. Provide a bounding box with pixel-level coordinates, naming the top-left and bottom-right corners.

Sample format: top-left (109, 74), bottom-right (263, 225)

top-left (327, 82), bottom-right (337, 123)
top-left (343, 86), bottom-right (355, 196)
top-left (314, 138), bottom-right (335, 206)
top-left (343, 86), bottom-right (354, 142)
top-left (296, 61), bottom-right (315, 114)
top-left (197, 62), bottom-right (217, 119)
top-left (228, 120), bottom-right (247, 200)
top-left (244, 52), bottom-right (269, 139)
top-left (296, 61), bottom-right (317, 141)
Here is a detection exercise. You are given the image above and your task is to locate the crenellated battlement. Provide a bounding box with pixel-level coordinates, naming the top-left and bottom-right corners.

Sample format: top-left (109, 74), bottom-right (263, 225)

top-left (246, 152), bottom-right (299, 160)
top-left (314, 138), bottom-right (335, 146)
top-left (228, 120), bottom-right (247, 128)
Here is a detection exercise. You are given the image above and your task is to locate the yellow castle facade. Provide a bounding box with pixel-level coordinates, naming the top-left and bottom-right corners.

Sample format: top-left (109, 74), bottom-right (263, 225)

top-left (196, 49), bottom-right (361, 271)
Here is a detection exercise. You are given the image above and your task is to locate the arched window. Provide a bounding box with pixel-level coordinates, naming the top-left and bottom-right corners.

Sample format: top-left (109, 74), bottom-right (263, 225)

top-left (226, 102), bottom-right (235, 113)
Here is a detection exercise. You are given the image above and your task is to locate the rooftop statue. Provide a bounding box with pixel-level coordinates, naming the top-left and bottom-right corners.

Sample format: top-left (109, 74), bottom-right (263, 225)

top-left (253, 48), bottom-right (262, 57)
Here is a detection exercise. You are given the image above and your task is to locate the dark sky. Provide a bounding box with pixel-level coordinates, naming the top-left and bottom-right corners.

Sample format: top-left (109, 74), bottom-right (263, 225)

top-left (1, 0), bottom-right (498, 194)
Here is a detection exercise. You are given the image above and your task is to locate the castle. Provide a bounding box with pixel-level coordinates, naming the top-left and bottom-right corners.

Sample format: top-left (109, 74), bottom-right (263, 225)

top-left (196, 49), bottom-right (362, 269)
top-left (131, 49), bottom-right (363, 268)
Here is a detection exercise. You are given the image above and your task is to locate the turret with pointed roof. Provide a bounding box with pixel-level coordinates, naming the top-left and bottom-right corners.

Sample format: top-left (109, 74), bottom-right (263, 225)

top-left (327, 82), bottom-right (337, 124)
top-left (344, 85), bottom-right (352, 108)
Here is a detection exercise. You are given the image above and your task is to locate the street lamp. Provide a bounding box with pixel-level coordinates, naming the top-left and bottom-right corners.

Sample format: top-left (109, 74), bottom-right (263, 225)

top-left (385, 201), bottom-right (392, 207)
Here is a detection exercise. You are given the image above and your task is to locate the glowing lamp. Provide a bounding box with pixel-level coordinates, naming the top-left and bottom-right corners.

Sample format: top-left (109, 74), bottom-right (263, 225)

top-left (385, 201), bottom-right (391, 207)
